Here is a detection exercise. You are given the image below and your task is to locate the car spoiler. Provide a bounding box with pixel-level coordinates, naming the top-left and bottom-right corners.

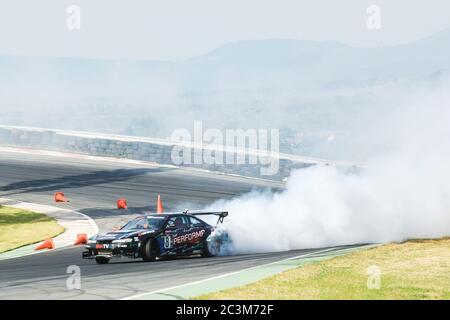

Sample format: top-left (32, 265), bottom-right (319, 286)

top-left (183, 210), bottom-right (229, 224)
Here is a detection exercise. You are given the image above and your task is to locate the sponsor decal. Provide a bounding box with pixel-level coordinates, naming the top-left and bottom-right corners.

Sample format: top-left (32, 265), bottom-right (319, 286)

top-left (95, 243), bottom-right (115, 249)
top-left (173, 230), bottom-right (205, 245)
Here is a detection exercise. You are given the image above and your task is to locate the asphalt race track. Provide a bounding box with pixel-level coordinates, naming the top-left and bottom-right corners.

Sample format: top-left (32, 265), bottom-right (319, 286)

top-left (0, 149), bottom-right (338, 299)
top-left (0, 149), bottom-right (284, 232)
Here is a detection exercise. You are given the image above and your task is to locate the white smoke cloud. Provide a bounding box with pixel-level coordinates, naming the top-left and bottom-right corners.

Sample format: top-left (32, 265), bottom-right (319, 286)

top-left (206, 86), bottom-right (450, 254)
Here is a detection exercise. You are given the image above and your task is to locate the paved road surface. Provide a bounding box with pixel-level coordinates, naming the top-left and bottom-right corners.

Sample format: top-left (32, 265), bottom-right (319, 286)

top-left (0, 148), bottom-right (346, 299)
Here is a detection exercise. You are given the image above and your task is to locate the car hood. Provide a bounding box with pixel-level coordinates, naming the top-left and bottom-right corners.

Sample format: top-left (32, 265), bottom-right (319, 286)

top-left (94, 229), bottom-right (157, 241)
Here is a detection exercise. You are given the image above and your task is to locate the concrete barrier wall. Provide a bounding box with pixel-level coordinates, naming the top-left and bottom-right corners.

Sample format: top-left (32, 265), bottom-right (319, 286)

top-left (0, 126), bottom-right (333, 180)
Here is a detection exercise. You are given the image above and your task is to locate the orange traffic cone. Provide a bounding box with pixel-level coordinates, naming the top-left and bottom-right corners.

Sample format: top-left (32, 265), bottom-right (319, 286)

top-left (117, 199), bottom-right (128, 210)
top-left (74, 233), bottom-right (88, 246)
top-left (156, 194), bottom-right (164, 213)
top-left (35, 238), bottom-right (55, 250)
top-left (54, 192), bottom-right (68, 203)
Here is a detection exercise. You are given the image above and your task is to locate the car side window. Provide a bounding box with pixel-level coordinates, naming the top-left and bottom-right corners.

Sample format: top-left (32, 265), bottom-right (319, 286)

top-left (189, 216), bottom-right (204, 227)
top-left (167, 216), bottom-right (188, 229)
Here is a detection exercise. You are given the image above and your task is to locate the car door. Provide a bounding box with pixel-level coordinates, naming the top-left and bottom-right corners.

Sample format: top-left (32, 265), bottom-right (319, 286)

top-left (186, 216), bottom-right (209, 251)
top-left (160, 215), bottom-right (189, 255)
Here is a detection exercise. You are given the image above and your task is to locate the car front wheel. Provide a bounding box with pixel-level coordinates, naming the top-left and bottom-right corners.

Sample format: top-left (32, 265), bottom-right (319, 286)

top-left (142, 239), bottom-right (156, 262)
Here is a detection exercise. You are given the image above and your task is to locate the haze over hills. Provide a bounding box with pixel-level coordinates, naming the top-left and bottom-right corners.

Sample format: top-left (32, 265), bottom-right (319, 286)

top-left (0, 28), bottom-right (449, 159)
top-left (1, 28), bottom-right (449, 94)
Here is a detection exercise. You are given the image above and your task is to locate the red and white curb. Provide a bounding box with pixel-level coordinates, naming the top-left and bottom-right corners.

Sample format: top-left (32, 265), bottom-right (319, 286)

top-left (0, 197), bottom-right (98, 259)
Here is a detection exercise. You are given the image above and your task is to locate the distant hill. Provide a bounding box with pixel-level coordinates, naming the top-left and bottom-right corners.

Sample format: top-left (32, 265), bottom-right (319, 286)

top-left (0, 28), bottom-right (449, 159)
top-left (0, 28), bottom-right (449, 97)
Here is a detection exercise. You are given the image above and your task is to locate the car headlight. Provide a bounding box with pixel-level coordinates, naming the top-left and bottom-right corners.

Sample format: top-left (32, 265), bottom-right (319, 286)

top-left (112, 238), bottom-right (133, 244)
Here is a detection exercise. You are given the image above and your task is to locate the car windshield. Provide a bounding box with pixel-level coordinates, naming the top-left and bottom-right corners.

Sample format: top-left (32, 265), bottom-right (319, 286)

top-left (121, 216), bottom-right (166, 230)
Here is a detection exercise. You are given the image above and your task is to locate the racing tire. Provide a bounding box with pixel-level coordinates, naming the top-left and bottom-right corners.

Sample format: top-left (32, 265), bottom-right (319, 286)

top-left (142, 239), bottom-right (156, 262)
top-left (201, 240), bottom-right (213, 258)
top-left (95, 256), bottom-right (110, 264)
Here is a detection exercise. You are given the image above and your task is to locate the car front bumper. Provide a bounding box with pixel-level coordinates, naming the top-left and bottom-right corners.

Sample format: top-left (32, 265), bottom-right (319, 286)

top-left (82, 242), bottom-right (140, 259)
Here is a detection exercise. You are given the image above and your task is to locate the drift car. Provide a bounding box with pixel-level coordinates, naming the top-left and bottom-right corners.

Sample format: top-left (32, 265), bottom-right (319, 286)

top-left (83, 211), bottom-right (229, 264)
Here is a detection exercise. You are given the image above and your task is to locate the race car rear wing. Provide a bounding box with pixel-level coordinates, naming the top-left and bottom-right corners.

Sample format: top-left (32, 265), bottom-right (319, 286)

top-left (183, 210), bottom-right (229, 224)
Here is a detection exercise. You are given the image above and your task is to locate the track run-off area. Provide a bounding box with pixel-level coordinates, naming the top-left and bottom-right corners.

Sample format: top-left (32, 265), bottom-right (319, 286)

top-left (0, 147), bottom-right (365, 299)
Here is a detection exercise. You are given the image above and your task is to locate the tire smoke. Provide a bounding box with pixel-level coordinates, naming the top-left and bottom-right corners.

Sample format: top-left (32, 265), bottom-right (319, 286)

top-left (206, 87), bottom-right (450, 254)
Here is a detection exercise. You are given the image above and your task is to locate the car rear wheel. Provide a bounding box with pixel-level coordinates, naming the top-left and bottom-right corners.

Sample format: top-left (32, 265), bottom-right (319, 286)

top-left (201, 240), bottom-right (213, 257)
top-left (142, 239), bottom-right (156, 262)
top-left (95, 256), bottom-right (110, 264)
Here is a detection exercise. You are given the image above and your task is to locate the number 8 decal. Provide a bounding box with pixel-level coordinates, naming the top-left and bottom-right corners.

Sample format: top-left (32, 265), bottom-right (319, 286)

top-left (164, 235), bottom-right (172, 249)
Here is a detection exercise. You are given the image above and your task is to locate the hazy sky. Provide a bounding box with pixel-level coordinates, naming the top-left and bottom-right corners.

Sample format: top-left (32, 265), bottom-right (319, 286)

top-left (0, 0), bottom-right (449, 60)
